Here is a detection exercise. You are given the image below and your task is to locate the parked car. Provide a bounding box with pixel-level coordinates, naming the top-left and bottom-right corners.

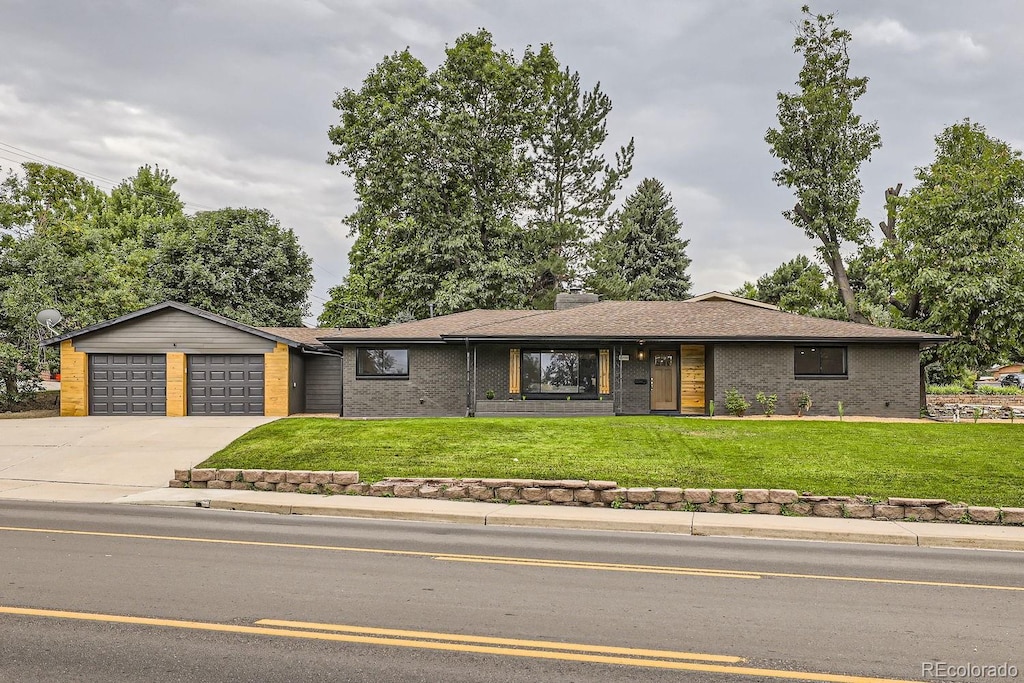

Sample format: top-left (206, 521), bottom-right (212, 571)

top-left (1000, 373), bottom-right (1023, 387)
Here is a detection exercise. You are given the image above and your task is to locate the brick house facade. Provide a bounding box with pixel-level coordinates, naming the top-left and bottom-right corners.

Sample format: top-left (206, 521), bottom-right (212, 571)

top-left (323, 293), bottom-right (946, 419)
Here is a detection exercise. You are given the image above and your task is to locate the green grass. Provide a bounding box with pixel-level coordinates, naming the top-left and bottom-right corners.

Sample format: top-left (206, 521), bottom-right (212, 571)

top-left (199, 416), bottom-right (1024, 507)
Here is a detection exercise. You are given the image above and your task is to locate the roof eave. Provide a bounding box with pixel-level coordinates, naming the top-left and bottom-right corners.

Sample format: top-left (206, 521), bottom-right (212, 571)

top-left (41, 300), bottom-right (307, 350)
top-left (441, 334), bottom-right (950, 344)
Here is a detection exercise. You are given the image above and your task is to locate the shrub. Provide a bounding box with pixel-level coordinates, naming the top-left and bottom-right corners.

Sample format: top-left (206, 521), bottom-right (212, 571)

top-left (725, 389), bottom-right (751, 417)
top-left (755, 392), bottom-right (778, 417)
top-left (926, 384), bottom-right (970, 395)
top-left (795, 391), bottom-right (812, 416)
top-left (976, 385), bottom-right (1024, 396)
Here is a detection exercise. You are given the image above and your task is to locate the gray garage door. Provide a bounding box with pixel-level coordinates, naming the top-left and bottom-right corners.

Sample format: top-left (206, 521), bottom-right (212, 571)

top-left (89, 354), bottom-right (167, 416)
top-left (188, 355), bottom-right (265, 415)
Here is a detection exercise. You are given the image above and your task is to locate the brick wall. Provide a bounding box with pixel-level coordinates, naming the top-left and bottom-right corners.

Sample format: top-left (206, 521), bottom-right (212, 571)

top-left (712, 343), bottom-right (922, 418)
top-left (618, 345), bottom-right (650, 415)
top-left (474, 345), bottom-right (515, 401)
top-left (341, 345), bottom-right (466, 417)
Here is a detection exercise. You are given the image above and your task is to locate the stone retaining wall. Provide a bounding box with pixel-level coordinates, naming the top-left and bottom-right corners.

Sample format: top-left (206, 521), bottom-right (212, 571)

top-left (170, 469), bottom-right (1024, 526)
top-left (927, 395), bottom-right (1024, 421)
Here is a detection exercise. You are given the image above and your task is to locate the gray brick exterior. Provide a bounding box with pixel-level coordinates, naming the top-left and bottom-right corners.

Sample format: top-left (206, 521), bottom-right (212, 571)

top-left (712, 343), bottom-right (923, 418)
top-left (338, 341), bottom-right (923, 419)
top-left (341, 345), bottom-right (467, 417)
top-left (474, 345), bottom-right (517, 402)
top-left (618, 345), bottom-right (651, 415)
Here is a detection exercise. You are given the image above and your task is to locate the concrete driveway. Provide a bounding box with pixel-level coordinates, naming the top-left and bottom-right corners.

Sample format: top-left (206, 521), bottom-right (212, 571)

top-left (0, 416), bottom-right (274, 503)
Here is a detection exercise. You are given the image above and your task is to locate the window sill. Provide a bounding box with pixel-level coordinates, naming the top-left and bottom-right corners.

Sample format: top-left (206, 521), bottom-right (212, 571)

top-left (355, 375), bottom-right (410, 380)
top-left (521, 395), bottom-right (601, 401)
top-left (794, 375), bottom-right (848, 380)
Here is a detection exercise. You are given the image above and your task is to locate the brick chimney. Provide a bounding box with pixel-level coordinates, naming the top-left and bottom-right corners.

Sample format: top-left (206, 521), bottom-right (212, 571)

top-left (554, 291), bottom-right (600, 310)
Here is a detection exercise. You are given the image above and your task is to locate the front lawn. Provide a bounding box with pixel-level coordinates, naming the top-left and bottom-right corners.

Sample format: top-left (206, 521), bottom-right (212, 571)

top-left (199, 417), bottom-right (1024, 507)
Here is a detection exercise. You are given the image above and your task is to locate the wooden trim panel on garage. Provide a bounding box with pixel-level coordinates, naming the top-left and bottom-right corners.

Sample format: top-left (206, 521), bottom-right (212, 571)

top-left (166, 352), bottom-right (187, 417)
top-left (264, 342), bottom-right (291, 417)
top-left (59, 340), bottom-right (89, 417)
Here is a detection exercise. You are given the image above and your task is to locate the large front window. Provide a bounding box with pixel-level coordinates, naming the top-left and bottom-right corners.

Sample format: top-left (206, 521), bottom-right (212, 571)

top-left (794, 346), bottom-right (847, 377)
top-left (356, 348), bottom-right (409, 378)
top-left (522, 350), bottom-right (598, 396)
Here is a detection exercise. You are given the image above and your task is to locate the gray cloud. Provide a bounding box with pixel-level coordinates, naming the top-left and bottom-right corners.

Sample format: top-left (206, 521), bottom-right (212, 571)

top-left (2, 0), bottom-right (1022, 321)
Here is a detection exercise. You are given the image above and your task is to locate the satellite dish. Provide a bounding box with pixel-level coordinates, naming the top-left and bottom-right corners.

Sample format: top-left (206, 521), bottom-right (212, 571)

top-left (36, 309), bottom-right (63, 334)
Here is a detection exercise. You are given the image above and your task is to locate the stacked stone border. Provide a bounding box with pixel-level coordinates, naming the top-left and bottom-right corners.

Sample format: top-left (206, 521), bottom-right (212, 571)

top-left (927, 395), bottom-right (1024, 421)
top-left (171, 469), bottom-right (1024, 527)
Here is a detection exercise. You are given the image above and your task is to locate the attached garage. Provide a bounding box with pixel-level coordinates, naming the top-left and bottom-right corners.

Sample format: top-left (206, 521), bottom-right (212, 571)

top-left (188, 354), bottom-right (265, 415)
top-left (44, 301), bottom-right (342, 418)
top-left (89, 354), bottom-right (167, 415)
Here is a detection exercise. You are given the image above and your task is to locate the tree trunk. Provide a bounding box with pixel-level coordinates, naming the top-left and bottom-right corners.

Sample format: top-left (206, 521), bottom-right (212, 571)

top-left (825, 248), bottom-right (869, 324)
top-left (793, 203), bottom-right (869, 324)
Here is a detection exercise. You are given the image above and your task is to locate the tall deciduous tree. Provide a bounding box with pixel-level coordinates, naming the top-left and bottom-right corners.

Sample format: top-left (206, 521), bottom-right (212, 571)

top-left (886, 121), bottom-right (1024, 375)
top-left (322, 30), bottom-right (632, 325)
top-left (765, 5), bottom-right (881, 324)
top-left (325, 31), bottom-right (551, 324)
top-left (151, 208), bottom-right (312, 326)
top-left (586, 178), bottom-right (692, 301)
top-left (0, 162), bottom-right (105, 235)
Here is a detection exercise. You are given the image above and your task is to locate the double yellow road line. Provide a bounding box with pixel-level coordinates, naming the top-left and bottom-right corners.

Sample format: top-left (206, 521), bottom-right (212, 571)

top-left (0, 606), bottom-right (924, 682)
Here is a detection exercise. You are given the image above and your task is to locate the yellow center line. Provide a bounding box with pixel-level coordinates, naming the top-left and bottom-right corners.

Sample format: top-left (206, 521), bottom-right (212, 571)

top-left (253, 618), bottom-right (743, 663)
top-left (435, 556), bottom-right (761, 578)
top-left (2, 525), bottom-right (1022, 592)
top-left (0, 605), bottom-right (925, 683)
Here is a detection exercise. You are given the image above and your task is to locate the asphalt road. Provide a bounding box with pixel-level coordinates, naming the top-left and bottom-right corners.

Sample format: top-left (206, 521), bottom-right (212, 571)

top-left (0, 501), bottom-right (1020, 682)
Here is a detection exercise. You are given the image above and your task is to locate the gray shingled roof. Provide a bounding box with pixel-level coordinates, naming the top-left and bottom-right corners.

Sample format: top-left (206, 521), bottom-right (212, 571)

top-left (323, 300), bottom-right (947, 344)
top-left (258, 326), bottom-right (358, 348)
top-left (316, 309), bottom-right (549, 342)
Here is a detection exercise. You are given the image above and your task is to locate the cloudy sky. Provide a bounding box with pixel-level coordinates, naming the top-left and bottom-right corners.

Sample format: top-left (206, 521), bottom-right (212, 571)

top-left (2, 0), bottom-right (1021, 321)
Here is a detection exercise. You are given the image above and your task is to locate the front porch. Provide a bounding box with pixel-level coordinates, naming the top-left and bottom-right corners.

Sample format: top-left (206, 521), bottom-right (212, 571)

top-left (474, 398), bottom-right (616, 417)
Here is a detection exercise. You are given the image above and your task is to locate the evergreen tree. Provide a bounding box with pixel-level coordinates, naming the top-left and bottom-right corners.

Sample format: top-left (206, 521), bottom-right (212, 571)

top-left (527, 67), bottom-right (633, 308)
top-left (586, 178), bottom-right (692, 301)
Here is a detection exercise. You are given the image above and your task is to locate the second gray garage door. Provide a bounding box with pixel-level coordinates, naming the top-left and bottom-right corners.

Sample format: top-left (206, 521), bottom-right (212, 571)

top-left (188, 355), bottom-right (265, 415)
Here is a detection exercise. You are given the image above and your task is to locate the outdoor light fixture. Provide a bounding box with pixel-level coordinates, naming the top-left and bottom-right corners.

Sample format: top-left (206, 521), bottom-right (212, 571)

top-left (636, 349), bottom-right (646, 361)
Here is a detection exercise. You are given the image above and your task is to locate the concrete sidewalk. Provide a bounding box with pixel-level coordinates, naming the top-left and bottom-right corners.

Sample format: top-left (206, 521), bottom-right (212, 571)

top-left (115, 487), bottom-right (1024, 552)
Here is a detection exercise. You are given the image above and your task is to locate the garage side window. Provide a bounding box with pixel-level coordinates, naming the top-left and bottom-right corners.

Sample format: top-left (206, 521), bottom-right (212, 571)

top-left (356, 348), bottom-right (409, 378)
top-left (794, 346), bottom-right (847, 377)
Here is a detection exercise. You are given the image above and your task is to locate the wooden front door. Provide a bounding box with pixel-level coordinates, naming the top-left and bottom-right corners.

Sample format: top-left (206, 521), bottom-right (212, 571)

top-left (650, 351), bottom-right (678, 411)
top-left (680, 345), bottom-right (706, 415)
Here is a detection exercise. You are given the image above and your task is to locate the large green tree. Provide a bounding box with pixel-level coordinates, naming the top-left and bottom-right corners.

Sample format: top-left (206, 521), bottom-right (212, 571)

top-left (585, 178), bottom-right (692, 301)
top-left (765, 5), bottom-right (881, 324)
top-left (527, 68), bottom-right (634, 307)
top-left (885, 121), bottom-right (1024, 375)
top-left (151, 208), bottom-right (313, 326)
top-left (322, 30), bottom-right (632, 325)
top-left (732, 254), bottom-right (843, 317)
